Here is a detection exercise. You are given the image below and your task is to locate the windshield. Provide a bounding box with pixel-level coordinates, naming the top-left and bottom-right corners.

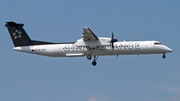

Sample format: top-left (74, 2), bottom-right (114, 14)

top-left (154, 42), bottom-right (162, 45)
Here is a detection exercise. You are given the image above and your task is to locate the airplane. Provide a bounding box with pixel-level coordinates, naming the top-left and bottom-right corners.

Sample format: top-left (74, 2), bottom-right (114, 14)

top-left (5, 21), bottom-right (172, 66)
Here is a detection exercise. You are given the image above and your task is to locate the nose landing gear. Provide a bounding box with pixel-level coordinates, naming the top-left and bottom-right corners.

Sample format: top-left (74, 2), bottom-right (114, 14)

top-left (162, 53), bottom-right (166, 59)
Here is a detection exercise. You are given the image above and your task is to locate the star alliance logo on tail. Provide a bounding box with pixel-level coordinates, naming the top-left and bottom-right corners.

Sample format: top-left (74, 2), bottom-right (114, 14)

top-left (13, 30), bottom-right (22, 39)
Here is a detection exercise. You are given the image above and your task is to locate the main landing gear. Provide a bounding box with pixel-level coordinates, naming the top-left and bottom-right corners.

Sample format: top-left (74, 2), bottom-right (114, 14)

top-left (86, 48), bottom-right (99, 66)
top-left (87, 55), bottom-right (92, 60)
top-left (92, 56), bottom-right (99, 66)
top-left (87, 55), bottom-right (99, 66)
top-left (162, 53), bottom-right (166, 59)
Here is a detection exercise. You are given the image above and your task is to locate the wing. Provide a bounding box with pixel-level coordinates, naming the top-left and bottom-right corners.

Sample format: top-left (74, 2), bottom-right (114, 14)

top-left (82, 27), bottom-right (99, 41)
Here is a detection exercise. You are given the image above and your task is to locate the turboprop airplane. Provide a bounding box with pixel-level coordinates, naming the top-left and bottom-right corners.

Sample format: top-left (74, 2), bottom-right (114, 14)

top-left (5, 21), bottom-right (172, 66)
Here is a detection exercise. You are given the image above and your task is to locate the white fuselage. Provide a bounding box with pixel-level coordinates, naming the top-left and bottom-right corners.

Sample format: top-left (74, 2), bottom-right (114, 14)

top-left (5, 22), bottom-right (172, 66)
top-left (13, 40), bottom-right (172, 57)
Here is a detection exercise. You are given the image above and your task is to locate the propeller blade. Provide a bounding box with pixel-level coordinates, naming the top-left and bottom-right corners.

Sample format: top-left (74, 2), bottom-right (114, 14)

top-left (111, 31), bottom-right (116, 50)
top-left (112, 42), bottom-right (114, 49)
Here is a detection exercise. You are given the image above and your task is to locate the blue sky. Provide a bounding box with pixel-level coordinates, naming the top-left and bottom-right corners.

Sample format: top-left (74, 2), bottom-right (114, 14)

top-left (0, 0), bottom-right (180, 101)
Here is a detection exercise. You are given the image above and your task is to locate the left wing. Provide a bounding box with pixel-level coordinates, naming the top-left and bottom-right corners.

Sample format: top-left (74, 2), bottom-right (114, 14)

top-left (82, 27), bottom-right (99, 41)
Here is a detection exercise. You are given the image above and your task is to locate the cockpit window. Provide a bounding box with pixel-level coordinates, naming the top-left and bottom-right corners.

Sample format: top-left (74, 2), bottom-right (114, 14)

top-left (154, 42), bottom-right (162, 45)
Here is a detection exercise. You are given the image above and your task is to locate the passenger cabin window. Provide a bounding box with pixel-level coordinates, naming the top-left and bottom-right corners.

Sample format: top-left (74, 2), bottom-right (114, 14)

top-left (154, 42), bottom-right (161, 45)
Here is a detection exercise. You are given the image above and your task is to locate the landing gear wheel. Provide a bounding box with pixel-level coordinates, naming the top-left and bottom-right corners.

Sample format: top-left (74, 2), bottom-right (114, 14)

top-left (91, 56), bottom-right (99, 66)
top-left (87, 55), bottom-right (92, 60)
top-left (92, 61), bottom-right (97, 66)
top-left (162, 54), bottom-right (166, 59)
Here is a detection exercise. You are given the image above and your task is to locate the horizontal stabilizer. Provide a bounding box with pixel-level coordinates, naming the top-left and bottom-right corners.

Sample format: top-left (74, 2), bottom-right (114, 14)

top-left (5, 21), bottom-right (24, 29)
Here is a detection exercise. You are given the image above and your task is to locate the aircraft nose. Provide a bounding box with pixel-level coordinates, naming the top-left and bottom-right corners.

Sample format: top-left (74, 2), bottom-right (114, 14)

top-left (163, 46), bottom-right (172, 53)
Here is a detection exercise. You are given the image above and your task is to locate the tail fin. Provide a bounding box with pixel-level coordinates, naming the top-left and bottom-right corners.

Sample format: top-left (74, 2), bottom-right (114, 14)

top-left (5, 21), bottom-right (32, 47)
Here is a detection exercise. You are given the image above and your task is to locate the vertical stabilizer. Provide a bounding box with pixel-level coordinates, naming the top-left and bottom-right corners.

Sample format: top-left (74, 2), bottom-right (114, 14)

top-left (5, 21), bottom-right (32, 47)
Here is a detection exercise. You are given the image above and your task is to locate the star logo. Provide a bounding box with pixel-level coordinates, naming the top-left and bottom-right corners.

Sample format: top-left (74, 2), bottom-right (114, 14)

top-left (13, 30), bottom-right (22, 39)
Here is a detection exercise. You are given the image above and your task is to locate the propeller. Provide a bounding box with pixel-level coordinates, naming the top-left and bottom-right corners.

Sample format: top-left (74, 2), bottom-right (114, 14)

top-left (110, 32), bottom-right (118, 50)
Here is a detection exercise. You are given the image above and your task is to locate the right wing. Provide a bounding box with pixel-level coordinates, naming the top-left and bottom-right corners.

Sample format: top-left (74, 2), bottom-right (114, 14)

top-left (82, 27), bottom-right (99, 41)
